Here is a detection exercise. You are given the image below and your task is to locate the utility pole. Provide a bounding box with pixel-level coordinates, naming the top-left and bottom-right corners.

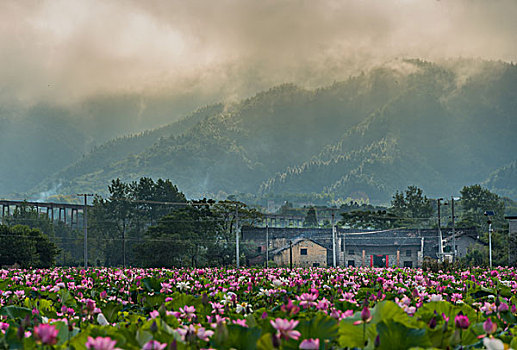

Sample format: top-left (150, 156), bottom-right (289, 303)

top-left (451, 197), bottom-right (456, 262)
top-left (489, 221), bottom-right (493, 269)
top-left (235, 204), bottom-right (240, 268)
top-left (484, 211), bottom-right (494, 269)
top-left (265, 218), bottom-right (269, 268)
top-left (332, 210), bottom-right (336, 267)
top-left (77, 194), bottom-right (93, 268)
top-left (437, 198), bottom-right (444, 262)
top-left (122, 220), bottom-right (126, 269)
top-left (289, 240), bottom-right (293, 269)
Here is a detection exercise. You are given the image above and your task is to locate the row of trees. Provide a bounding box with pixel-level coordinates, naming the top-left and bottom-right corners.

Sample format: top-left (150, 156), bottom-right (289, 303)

top-left (0, 204), bottom-right (77, 267)
top-left (87, 178), bottom-right (263, 267)
top-left (0, 178), bottom-right (513, 268)
top-left (335, 185), bottom-right (508, 231)
top-left (0, 224), bottom-right (59, 268)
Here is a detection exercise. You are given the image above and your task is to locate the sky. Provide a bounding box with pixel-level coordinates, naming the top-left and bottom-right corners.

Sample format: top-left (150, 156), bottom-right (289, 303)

top-left (1, 0), bottom-right (516, 107)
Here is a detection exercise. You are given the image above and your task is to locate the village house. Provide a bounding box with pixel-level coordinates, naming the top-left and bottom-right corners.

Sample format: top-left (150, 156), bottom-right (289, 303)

top-left (241, 226), bottom-right (479, 268)
top-left (270, 238), bottom-right (327, 267)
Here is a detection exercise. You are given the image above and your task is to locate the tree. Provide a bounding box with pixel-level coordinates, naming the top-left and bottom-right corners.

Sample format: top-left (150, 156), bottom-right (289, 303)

top-left (4, 203), bottom-right (76, 266)
top-left (5, 202), bottom-right (54, 236)
top-left (389, 185), bottom-right (433, 227)
top-left (88, 177), bottom-right (187, 266)
top-left (0, 225), bottom-right (59, 268)
top-left (303, 207), bottom-right (318, 227)
top-left (134, 204), bottom-right (218, 267)
top-left (458, 184), bottom-right (506, 229)
top-left (209, 200), bottom-right (262, 266)
top-left (339, 210), bottom-right (399, 229)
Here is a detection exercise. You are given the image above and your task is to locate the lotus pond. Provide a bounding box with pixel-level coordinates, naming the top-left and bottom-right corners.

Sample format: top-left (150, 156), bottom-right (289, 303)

top-left (0, 267), bottom-right (516, 349)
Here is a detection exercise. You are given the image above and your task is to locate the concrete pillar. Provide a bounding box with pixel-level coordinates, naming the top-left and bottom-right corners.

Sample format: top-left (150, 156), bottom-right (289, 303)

top-left (362, 250), bottom-right (366, 267)
top-left (397, 250), bottom-right (400, 267)
top-left (337, 231), bottom-right (345, 266)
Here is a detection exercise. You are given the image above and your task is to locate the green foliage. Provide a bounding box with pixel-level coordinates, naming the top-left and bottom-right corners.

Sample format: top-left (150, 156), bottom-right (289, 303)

top-left (390, 186), bottom-right (433, 225)
top-left (340, 210), bottom-right (399, 229)
top-left (134, 199), bottom-right (262, 268)
top-left (302, 207), bottom-right (318, 228)
top-left (4, 202), bottom-right (81, 266)
top-left (458, 184), bottom-right (506, 229)
top-left (0, 224), bottom-right (59, 268)
top-left (88, 177), bottom-right (187, 266)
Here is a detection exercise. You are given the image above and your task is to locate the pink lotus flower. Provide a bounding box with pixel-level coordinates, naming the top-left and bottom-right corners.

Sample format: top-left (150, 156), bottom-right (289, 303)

top-left (497, 303), bottom-right (509, 312)
top-left (180, 305), bottom-right (196, 320)
top-left (142, 340), bottom-right (167, 350)
top-left (296, 293), bottom-right (318, 308)
top-left (177, 324), bottom-right (214, 342)
top-left (86, 336), bottom-right (118, 350)
top-left (34, 324), bottom-right (59, 345)
top-left (0, 322), bottom-right (9, 334)
top-left (270, 318), bottom-right (301, 340)
top-left (86, 299), bottom-right (96, 313)
top-left (361, 307), bottom-right (371, 322)
top-left (232, 319), bottom-right (248, 327)
top-left (210, 302), bottom-right (224, 315)
top-left (299, 338), bottom-right (320, 349)
top-left (483, 318), bottom-right (497, 335)
top-left (454, 314), bottom-right (470, 329)
top-left (160, 282), bottom-right (172, 294)
top-left (281, 299), bottom-right (300, 315)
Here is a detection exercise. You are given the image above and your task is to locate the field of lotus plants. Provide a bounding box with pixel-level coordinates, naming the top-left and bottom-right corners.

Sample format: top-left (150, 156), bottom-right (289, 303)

top-left (0, 267), bottom-right (516, 349)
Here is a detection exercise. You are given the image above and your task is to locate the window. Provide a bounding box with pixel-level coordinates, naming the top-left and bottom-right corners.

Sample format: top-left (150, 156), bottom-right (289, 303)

top-left (348, 249), bottom-right (355, 255)
top-left (348, 260), bottom-right (355, 267)
top-left (404, 261), bottom-right (413, 268)
top-left (406, 250), bottom-right (412, 257)
top-left (341, 238), bottom-right (344, 251)
top-left (257, 246), bottom-right (262, 253)
top-left (300, 248), bottom-right (308, 255)
top-left (312, 263), bottom-right (320, 267)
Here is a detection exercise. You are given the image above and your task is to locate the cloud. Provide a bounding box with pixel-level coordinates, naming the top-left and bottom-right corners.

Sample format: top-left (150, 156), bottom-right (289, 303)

top-left (1, 0), bottom-right (516, 106)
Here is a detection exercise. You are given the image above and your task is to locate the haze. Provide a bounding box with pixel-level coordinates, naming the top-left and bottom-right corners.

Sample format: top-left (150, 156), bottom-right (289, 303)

top-left (1, 0), bottom-right (516, 109)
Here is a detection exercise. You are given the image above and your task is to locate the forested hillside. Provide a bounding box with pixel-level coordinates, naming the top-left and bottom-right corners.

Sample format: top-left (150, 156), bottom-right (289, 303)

top-left (31, 59), bottom-right (517, 203)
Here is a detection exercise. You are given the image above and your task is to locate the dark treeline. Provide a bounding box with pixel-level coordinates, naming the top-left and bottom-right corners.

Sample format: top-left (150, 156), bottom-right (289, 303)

top-left (0, 178), bottom-right (515, 268)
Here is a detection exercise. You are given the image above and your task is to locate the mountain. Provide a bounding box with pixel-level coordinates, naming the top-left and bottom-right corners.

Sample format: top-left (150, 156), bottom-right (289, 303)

top-left (262, 59), bottom-right (517, 201)
top-left (483, 161), bottom-right (517, 200)
top-left (31, 59), bottom-right (517, 203)
top-left (0, 93), bottom-right (214, 197)
top-left (0, 105), bottom-right (88, 196)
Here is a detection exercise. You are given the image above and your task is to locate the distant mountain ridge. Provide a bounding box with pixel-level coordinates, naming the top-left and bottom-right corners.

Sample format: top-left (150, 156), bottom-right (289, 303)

top-left (31, 59), bottom-right (517, 203)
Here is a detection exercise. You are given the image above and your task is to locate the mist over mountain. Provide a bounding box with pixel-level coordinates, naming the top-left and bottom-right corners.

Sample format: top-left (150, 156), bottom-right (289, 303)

top-left (483, 161), bottom-right (517, 200)
top-left (29, 59), bottom-right (517, 204)
top-left (0, 93), bottom-right (219, 196)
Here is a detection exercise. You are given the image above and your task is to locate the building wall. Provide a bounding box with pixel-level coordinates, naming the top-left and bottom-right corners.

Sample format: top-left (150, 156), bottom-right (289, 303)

top-left (510, 219), bottom-right (517, 265)
top-left (455, 235), bottom-right (484, 258)
top-left (341, 245), bottom-right (420, 267)
top-left (273, 239), bottom-right (327, 267)
top-left (241, 226), bottom-right (449, 268)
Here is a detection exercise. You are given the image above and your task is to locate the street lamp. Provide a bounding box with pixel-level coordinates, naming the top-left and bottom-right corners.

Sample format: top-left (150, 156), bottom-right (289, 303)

top-left (450, 197), bottom-right (459, 262)
top-left (484, 210), bottom-right (494, 268)
top-left (437, 198), bottom-right (444, 262)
